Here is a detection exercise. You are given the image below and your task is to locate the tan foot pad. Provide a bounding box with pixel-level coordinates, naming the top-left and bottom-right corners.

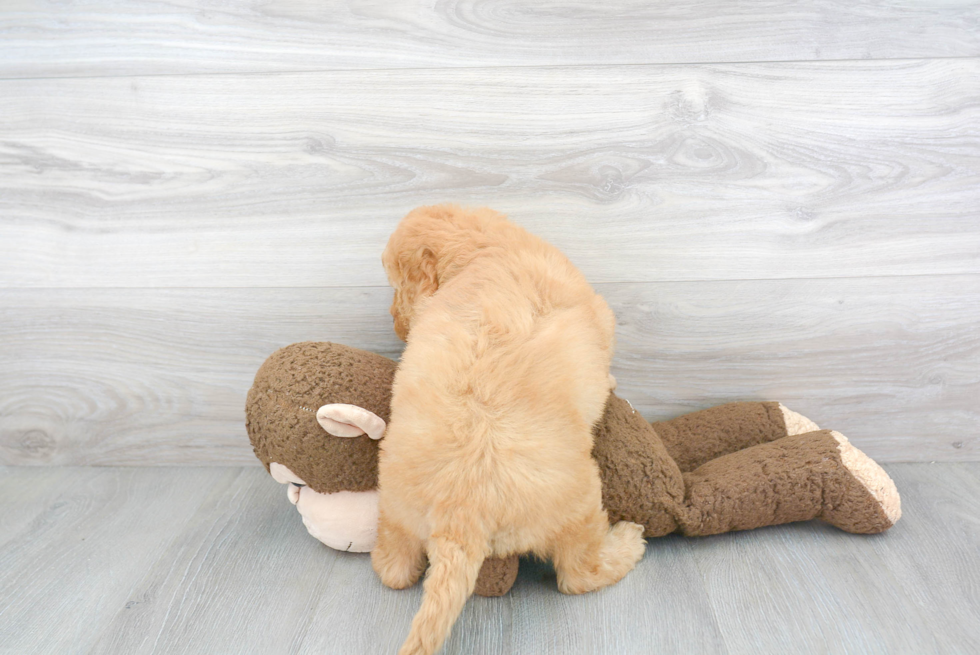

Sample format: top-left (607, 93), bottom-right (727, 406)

top-left (779, 404), bottom-right (821, 435)
top-left (831, 431), bottom-right (902, 527)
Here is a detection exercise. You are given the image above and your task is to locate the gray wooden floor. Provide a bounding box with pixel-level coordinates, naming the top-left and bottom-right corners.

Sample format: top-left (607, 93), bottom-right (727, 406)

top-left (1, 463), bottom-right (977, 654)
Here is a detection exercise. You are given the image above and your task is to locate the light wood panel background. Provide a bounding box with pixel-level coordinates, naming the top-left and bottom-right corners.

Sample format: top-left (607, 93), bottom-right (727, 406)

top-left (3, 61), bottom-right (979, 287)
top-left (2, 277), bottom-right (977, 465)
top-left (1, 1), bottom-right (978, 465)
top-left (2, 1), bottom-right (979, 77)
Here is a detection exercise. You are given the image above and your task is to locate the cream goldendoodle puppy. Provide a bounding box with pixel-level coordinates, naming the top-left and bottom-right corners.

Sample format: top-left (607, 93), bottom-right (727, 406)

top-left (375, 204), bottom-right (645, 655)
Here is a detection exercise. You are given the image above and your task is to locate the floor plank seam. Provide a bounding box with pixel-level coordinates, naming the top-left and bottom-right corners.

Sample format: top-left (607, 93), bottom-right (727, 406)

top-left (2, 54), bottom-right (979, 83)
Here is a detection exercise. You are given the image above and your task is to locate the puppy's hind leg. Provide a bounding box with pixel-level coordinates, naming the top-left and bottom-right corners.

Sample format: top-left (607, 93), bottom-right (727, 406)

top-left (373, 509), bottom-right (426, 590)
top-left (550, 492), bottom-right (646, 595)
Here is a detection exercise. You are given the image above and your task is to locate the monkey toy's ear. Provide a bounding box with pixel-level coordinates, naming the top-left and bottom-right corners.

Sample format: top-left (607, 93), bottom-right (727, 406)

top-left (316, 403), bottom-right (386, 441)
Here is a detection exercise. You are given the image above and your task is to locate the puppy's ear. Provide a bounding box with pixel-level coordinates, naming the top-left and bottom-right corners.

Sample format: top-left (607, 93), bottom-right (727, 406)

top-left (391, 246), bottom-right (438, 342)
top-left (409, 246), bottom-right (439, 297)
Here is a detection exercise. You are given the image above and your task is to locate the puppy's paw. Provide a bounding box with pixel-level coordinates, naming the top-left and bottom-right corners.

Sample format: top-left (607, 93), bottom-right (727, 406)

top-left (372, 544), bottom-right (426, 590)
top-left (557, 520), bottom-right (646, 595)
top-left (607, 520), bottom-right (646, 568)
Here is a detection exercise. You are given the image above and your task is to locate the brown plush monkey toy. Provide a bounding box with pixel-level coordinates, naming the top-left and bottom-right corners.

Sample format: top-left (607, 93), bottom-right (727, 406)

top-left (246, 342), bottom-right (900, 597)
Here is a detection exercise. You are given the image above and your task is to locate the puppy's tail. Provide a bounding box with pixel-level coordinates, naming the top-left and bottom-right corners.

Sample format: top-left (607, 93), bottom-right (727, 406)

top-left (398, 526), bottom-right (486, 655)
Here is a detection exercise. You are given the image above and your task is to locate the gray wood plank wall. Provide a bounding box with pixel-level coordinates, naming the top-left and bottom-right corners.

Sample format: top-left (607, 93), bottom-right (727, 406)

top-left (2, 1), bottom-right (979, 76)
top-left (1, 1), bottom-right (978, 465)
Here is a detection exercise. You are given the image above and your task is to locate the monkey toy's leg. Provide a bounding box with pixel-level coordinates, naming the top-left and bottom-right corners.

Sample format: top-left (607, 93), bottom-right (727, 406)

top-left (676, 430), bottom-right (901, 536)
top-left (651, 401), bottom-right (820, 472)
top-left (473, 555), bottom-right (520, 597)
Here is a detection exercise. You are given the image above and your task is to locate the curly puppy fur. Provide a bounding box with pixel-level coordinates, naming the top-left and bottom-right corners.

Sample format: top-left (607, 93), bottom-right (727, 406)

top-left (376, 204), bottom-right (646, 655)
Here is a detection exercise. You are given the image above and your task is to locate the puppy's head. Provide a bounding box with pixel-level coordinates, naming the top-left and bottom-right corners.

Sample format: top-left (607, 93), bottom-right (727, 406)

top-left (382, 204), bottom-right (505, 341)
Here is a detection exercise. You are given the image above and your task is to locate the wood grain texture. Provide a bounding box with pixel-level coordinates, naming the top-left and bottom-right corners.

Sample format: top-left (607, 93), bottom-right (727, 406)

top-left (690, 523), bottom-right (937, 653)
top-left (508, 539), bottom-right (727, 654)
top-left (85, 468), bottom-right (340, 655)
top-left (1, 464), bottom-right (977, 654)
top-left (690, 462), bottom-right (980, 654)
top-left (0, 466), bottom-right (103, 552)
top-left (0, 467), bottom-right (238, 654)
top-left (2, 60), bottom-right (978, 288)
top-left (2, 275), bottom-right (976, 466)
top-left (1, 1), bottom-right (978, 78)
top-left (608, 275), bottom-right (980, 462)
top-left (0, 286), bottom-right (402, 466)
top-left (862, 461), bottom-right (980, 653)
